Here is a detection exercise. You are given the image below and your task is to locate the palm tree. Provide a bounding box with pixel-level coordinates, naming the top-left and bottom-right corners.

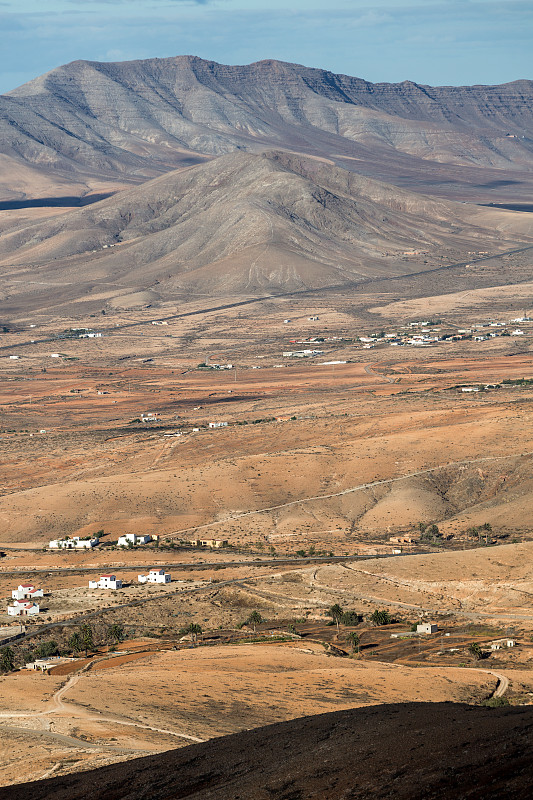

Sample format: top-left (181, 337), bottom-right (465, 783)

top-left (68, 632), bottom-right (84, 655)
top-left (187, 623), bottom-right (202, 646)
top-left (107, 624), bottom-right (125, 646)
top-left (0, 646), bottom-right (15, 673)
top-left (348, 632), bottom-right (360, 654)
top-left (329, 604), bottom-right (343, 632)
top-left (247, 611), bottom-right (263, 633)
top-left (80, 623), bottom-right (94, 657)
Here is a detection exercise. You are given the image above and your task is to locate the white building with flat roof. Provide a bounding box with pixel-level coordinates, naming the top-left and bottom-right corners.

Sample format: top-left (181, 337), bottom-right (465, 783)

top-left (117, 533), bottom-right (151, 547)
top-left (138, 568), bottom-right (171, 584)
top-left (417, 623), bottom-right (438, 634)
top-left (49, 536), bottom-right (99, 550)
top-left (89, 574), bottom-right (122, 590)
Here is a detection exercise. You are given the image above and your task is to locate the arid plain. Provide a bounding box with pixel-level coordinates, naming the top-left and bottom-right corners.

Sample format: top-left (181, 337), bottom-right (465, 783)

top-left (1, 55), bottom-right (533, 794)
top-left (2, 241), bottom-right (533, 784)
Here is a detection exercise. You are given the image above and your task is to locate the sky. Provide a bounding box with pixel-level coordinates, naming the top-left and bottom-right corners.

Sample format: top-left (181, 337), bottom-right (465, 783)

top-left (1, 0), bottom-right (531, 94)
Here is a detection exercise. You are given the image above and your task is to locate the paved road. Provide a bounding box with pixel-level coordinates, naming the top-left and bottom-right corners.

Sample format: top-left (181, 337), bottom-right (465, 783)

top-left (0, 553), bottom-right (415, 578)
top-left (2, 243), bottom-right (533, 353)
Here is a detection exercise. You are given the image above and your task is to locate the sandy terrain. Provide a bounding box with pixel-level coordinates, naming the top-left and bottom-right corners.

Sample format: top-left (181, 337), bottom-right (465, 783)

top-left (2, 234), bottom-right (533, 790)
top-left (9, 701), bottom-right (533, 800)
top-left (0, 641), bottom-right (501, 786)
top-left (2, 350), bottom-right (533, 550)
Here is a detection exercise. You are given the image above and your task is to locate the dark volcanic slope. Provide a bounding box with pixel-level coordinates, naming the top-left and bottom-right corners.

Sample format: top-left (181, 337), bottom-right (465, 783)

top-left (1, 56), bottom-right (533, 201)
top-left (0, 150), bottom-right (527, 309)
top-left (4, 703), bottom-right (533, 800)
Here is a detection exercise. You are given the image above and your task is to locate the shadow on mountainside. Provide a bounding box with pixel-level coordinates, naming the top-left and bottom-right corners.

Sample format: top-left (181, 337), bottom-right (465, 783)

top-left (3, 701), bottom-right (532, 800)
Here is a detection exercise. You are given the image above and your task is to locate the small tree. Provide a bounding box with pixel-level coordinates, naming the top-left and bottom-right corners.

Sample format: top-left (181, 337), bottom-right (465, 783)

top-left (341, 610), bottom-right (361, 626)
top-left (329, 604), bottom-right (343, 632)
top-left (34, 640), bottom-right (59, 659)
top-left (80, 624), bottom-right (94, 657)
top-left (348, 632), bottom-right (360, 654)
top-left (421, 524), bottom-right (440, 542)
top-left (469, 642), bottom-right (483, 660)
top-left (247, 611), bottom-right (263, 633)
top-left (107, 624), bottom-right (125, 645)
top-left (0, 646), bottom-right (15, 673)
top-left (481, 522), bottom-right (492, 544)
top-left (68, 632), bottom-right (84, 655)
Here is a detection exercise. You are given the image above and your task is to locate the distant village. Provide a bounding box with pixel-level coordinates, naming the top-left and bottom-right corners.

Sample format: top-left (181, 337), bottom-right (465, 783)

top-left (354, 316), bottom-right (531, 350)
top-left (4, 532), bottom-right (228, 621)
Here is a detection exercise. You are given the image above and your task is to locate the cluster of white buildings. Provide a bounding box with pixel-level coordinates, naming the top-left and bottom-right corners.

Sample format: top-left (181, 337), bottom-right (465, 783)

top-left (48, 533), bottom-right (153, 549)
top-left (141, 412), bottom-right (160, 423)
top-left (89, 568), bottom-right (172, 590)
top-left (283, 349), bottom-right (324, 358)
top-left (356, 316), bottom-right (532, 350)
top-left (7, 584), bottom-right (43, 616)
top-left (49, 536), bottom-right (99, 550)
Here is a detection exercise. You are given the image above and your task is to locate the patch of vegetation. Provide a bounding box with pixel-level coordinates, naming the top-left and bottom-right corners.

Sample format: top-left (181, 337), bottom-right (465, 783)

top-left (502, 377), bottom-right (533, 386)
top-left (370, 609), bottom-right (396, 626)
top-left (0, 646), bottom-right (15, 673)
top-left (480, 696), bottom-right (510, 707)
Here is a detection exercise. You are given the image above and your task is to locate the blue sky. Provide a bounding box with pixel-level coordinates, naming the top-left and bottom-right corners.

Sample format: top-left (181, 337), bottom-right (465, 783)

top-left (1, 0), bottom-right (531, 94)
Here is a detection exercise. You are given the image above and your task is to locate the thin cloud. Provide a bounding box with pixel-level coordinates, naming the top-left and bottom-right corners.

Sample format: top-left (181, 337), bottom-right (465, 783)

top-left (0, 0), bottom-right (531, 93)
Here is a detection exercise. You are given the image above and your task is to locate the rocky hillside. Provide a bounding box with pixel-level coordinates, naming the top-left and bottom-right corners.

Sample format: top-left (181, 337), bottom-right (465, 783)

top-left (1, 56), bottom-right (532, 201)
top-left (0, 150), bottom-right (528, 307)
top-left (4, 702), bottom-right (532, 800)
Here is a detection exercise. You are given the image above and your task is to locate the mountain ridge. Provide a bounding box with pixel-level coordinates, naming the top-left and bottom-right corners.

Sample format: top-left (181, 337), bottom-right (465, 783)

top-left (1, 56), bottom-right (532, 203)
top-left (1, 149), bottom-right (531, 318)
top-left (1, 149), bottom-right (530, 314)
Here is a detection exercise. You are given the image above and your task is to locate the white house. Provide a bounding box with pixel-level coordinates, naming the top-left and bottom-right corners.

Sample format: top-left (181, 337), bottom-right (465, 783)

top-left (138, 568), bottom-right (171, 584)
top-left (26, 656), bottom-right (73, 672)
top-left (189, 538), bottom-right (228, 548)
top-left (208, 422), bottom-right (228, 429)
top-left (141, 413), bottom-right (160, 423)
top-left (117, 533), bottom-right (151, 547)
top-left (49, 536), bottom-right (99, 550)
top-left (88, 574), bottom-right (123, 590)
top-left (417, 623), bottom-right (438, 634)
top-left (12, 584), bottom-right (44, 601)
top-left (490, 638), bottom-right (516, 650)
top-left (8, 601), bottom-right (40, 616)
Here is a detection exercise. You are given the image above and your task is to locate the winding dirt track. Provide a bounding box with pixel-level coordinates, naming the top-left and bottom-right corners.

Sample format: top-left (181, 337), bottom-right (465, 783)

top-left (0, 664), bottom-right (205, 744)
top-left (165, 449), bottom-right (533, 540)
